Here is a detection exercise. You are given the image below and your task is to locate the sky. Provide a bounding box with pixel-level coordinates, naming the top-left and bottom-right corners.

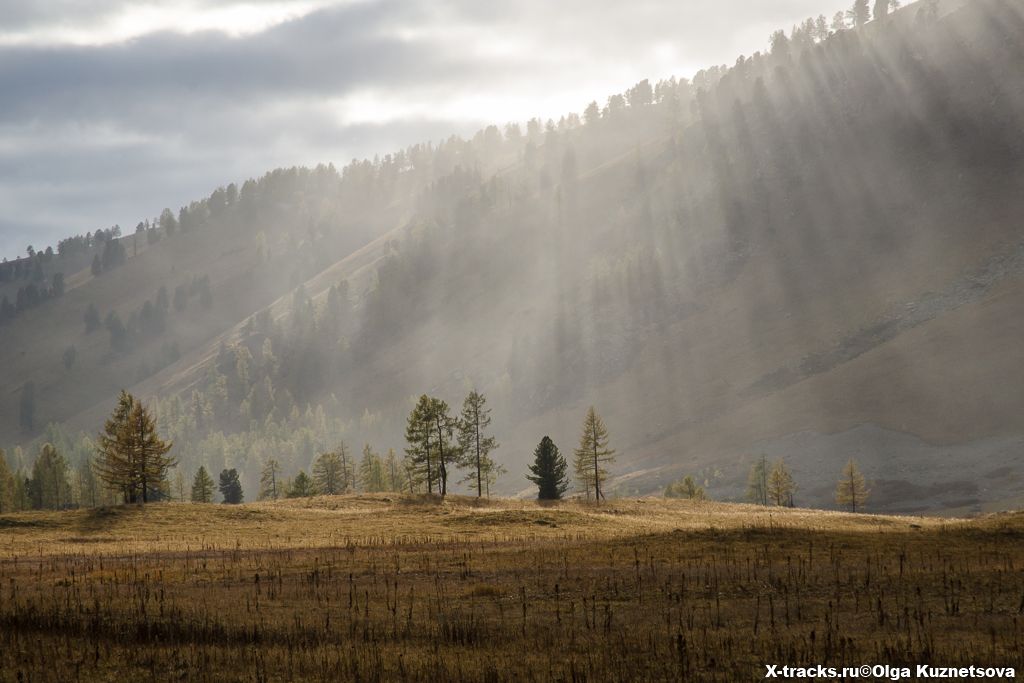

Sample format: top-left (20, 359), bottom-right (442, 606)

top-left (0, 0), bottom-right (835, 261)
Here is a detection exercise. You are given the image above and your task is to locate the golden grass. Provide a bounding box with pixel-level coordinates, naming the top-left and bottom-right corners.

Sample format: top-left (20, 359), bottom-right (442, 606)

top-left (0, 494), bottom-right (961, 559)
top-left (0, 496), bottom-right (1021, 681)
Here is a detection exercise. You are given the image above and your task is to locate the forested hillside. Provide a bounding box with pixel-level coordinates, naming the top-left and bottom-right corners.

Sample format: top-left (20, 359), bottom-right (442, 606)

top-left (2, 0), bottom-right (1022, 512)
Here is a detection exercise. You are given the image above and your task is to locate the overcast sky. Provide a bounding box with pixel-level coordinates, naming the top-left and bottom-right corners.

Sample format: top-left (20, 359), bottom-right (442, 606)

top-left (0, 0), bottom-right (835, 260)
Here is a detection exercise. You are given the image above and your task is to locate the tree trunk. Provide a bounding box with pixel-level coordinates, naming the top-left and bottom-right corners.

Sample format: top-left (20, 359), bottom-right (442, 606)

top-left (435, 417), bottom-right (447, 497)
top-left (475, 414), bottom-right (482, 498)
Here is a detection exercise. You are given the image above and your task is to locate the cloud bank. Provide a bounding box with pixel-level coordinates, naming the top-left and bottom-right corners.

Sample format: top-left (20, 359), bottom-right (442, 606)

top-left (0, 0), bottom-right (833, 259)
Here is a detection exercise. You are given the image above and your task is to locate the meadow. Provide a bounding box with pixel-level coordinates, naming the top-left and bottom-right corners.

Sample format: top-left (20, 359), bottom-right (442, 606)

top-left (0, 496), bottom-right (1021, 681)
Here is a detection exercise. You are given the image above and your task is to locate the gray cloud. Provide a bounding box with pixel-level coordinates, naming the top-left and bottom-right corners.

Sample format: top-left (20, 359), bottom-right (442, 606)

top-left (0, 0), bottom-right (835, 260)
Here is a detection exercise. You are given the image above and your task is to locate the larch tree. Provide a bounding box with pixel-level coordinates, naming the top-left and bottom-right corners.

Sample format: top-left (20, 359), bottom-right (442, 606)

top-left (0, 449), bottom-right (13, 513)
top-left (527, 436), bottom-right (569, 501)
top-left (456, 390), bottom-right (499, 498)
top-left (746, 456), bottom-right (769, 506)
top-left (173, 469), bottom-right (186, 502)
top-left (191, 466), bottom-right (214, 502)
top-left (483, 461), bottom-right (506, 498)
top-left (259, 458), bottom-right (282, 500)
top-left (427, 397), bottom-right (457, 497)
top-left (95, 391), bottom-right (175, 504)
top-left (383, 448), bottom-right (400, 491)
top-left (29, 443), bottom-right (70, 510)
top-left (665, 475), bottom-right (706, 500)
top-left (405, 395), bottom-right (458, 496)
top-left (573, 406), bottom-right (615, 502)
top-left (405, 396), bottom-right (435, 493)
top-left (835, 459), bottom-right (869, 513)
top-left (313, 449), bottom-right (344, 495)
top-left (359, 444), bottom-right (385, 492)
top-left (767, 459), bottom-right (796, 507)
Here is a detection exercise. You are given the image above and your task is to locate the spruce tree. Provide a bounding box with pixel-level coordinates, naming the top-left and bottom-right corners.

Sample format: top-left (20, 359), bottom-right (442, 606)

top-left (456, 390), bottom-right (499, 498)
top-left (288, 470), bottom-right (314, 498)
top-left (573, 406), bottom-right (615, 501)
top-left (218, 468), bottom-right (243, 504)
top-left (191, 466), bottom-right (214, 502)
top-left (526, 436), bottom-right (569, 501)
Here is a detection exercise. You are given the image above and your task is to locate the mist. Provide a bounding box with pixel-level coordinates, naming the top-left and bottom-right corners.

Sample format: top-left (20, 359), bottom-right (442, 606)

top-left (1, 0), bottom-right (1023, 514)
top-left (3, 1), bottom-right (1024, 679)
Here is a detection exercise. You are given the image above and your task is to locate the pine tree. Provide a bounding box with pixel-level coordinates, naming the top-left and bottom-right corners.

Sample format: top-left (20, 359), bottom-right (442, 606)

top-left (313, 450), bottom-right (344, 495)
top-left (456, 390), bottom-right (499, 498)
top-left (835, 459), bottom-right (869, 512)
top-left (768, 459), bottom-right (796, 506)
top-left (259, 458), bottom-right (282, 500)
top-left (191, 466), bottom-right (215, 502)
top-left (95, 391), bottom-right (175, 503)
top-left (873, 0), bottom-right (888, 21)
top-left (573, 407), bottom-right (615, 501)
top-left (526, 436), bottom-right (569, 501)
top-left (288, 470), bottom-right (314, 498)
top-left (746, 456), bottom-right (769, 506)
top-left (849, 0), bottom-right (870, 28)
top-left (218, 468), bottom-right (243, 504)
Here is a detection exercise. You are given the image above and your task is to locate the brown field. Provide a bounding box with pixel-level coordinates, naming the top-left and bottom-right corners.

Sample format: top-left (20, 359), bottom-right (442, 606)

top-left (0, 496), bottom-right (1022, 681)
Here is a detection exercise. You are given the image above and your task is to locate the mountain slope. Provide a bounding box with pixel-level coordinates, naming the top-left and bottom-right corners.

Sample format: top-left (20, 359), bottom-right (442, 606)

top-left (3, 0), bottom-right (1023, 513)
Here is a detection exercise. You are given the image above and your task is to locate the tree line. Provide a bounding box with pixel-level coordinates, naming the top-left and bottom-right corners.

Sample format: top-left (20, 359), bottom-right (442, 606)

top-left (742, 456), bottom-right (870, 512)
top-left (0, 387), bottom-right (875, 513)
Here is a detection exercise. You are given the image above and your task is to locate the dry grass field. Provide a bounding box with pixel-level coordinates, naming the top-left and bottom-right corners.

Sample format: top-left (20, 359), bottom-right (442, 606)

top-left (0, 496), bottom-right (1022, 681)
